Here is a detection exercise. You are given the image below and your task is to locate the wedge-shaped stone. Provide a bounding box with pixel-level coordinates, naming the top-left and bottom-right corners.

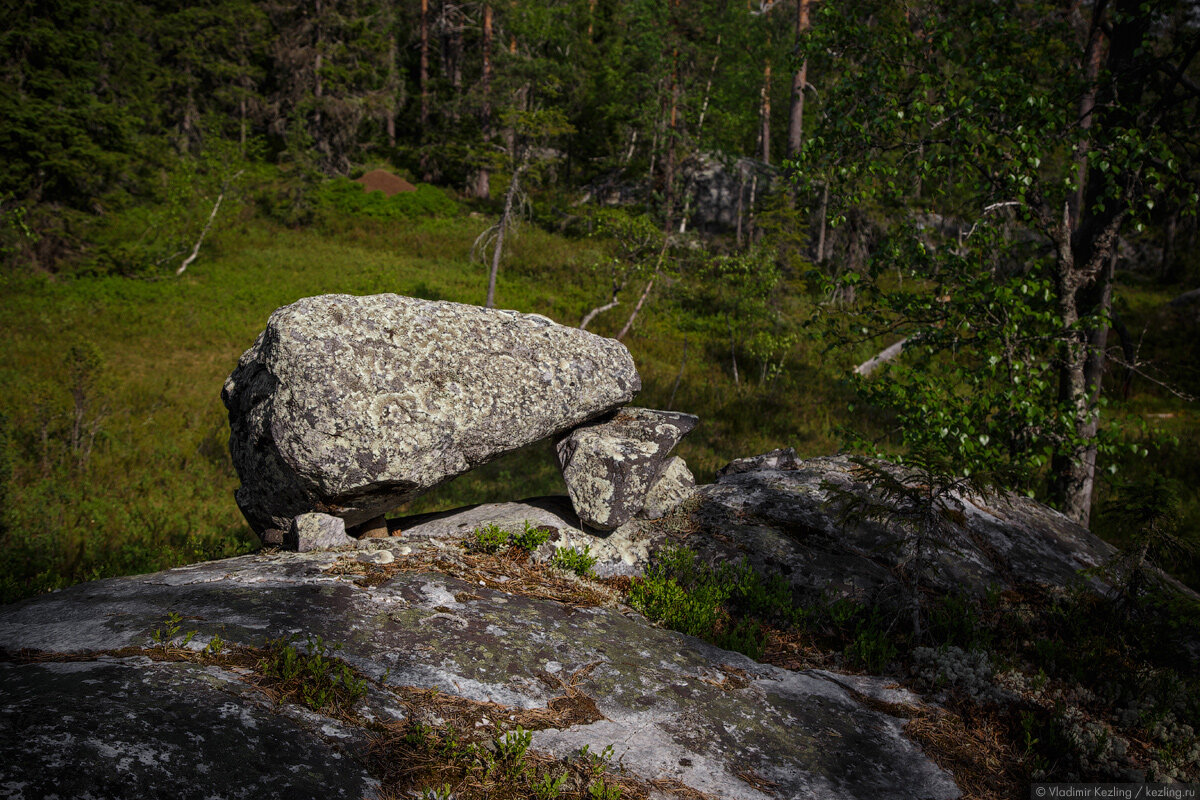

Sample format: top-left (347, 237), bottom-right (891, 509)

top-left (636, 455), bottom-right (696, 520)
top-left (223, 294), bottom-right (640, 538)
top-left (556, 407), bottom-right (698, 531)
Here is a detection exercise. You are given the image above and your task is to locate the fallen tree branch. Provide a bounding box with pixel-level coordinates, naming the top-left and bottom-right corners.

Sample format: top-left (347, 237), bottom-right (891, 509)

top-left (853, 337), bottom-right (909, 377)
top-left (177, 170), bottom-right (244, 276)
top-left (579, 298), bottom-right (619, 330)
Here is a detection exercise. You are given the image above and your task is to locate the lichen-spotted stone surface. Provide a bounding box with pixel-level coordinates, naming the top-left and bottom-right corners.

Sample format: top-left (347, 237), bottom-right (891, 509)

top-left (0, 549), bottom-right (959, 800)
top-left (637, 455), bottom-right (696, 520)
top-left (0, 658), bottom-right (379, 800)
top-left (556, 407), bottom-right (698, 530)
top-left (222, 294), bottom-right (640, 537)
top-left (690, 454), bottom-right (1123, 601)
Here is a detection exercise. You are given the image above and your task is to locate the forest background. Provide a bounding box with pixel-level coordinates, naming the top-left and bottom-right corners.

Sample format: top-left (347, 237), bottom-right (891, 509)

top-left (1, 0), bottom-right (1198, 604)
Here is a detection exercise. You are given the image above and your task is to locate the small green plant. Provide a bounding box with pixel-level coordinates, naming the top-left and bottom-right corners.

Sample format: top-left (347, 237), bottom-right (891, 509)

top-left (202, 633), bottom-right (225, 656)
top-left (469, 523), bottom-right (511, 554)
top-left (512, 520), bottom-right (552, 552)
top-left (150, 611), bottom-right (197, 650)
top-left (533, 770), bottom-right (568, 800)
top-left (587, 780), bottom-right (622, 800)
top-left (552, 544), bottom-right (598, 577)
top-left (256, 634), bottom-right (368, 713)
top-left (420, 784), bottom-right (453, 800)
top-left (494, 726), bottom-right (532, 778)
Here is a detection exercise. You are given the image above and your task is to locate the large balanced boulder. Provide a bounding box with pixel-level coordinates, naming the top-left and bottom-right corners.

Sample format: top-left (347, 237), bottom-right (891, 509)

top-left (555, 407), bottom-right (698, 531)
top-left (222, 294), bottom-right (640, 540)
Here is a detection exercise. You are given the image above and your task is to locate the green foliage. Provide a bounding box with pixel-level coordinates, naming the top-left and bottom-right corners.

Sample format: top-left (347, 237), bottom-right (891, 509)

top-left (532, 770), bottom-right (568, 800)
top-left (466, 521), bottom-right (551, 555)
top-left (256, 634), bottom-right (368, 713)
top-left (512, 521), bottom-right (552, 552)
top-left (628, 546), bottom-right (797, 659)
top-left (469, 523), bottom-right (512, 554)
top-left (150, 611), bottom-right (197, 651)
top-left (494, 726), bottom-right (533, 779)
top-left (1100, 475), bottom-right (1197, 607)
top-left (313, 179), bottom-right (457, 225)
top-left (551, 545), bottom-right (597, 577)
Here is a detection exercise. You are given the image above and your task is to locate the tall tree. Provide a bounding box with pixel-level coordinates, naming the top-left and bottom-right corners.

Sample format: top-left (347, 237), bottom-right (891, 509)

top-left (799, 0), bottom-right (1200, 525)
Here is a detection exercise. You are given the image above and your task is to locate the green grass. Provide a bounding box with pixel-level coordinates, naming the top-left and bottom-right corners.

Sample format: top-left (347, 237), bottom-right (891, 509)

top-left (1, 178), bottom-right (1195, 602)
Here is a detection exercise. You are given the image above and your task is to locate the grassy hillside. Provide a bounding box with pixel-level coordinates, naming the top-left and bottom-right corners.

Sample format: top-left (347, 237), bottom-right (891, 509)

top-left (0, 200), bottom-right (844, 602)
top-left (1, 185), bottom-right (1196, 602)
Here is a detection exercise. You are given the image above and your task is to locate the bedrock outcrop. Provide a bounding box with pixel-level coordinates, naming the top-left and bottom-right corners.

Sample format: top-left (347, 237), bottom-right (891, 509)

top-left (222, 294), bottom-right (639, 540)
top-left (0, 546), bottom-right (957, 800)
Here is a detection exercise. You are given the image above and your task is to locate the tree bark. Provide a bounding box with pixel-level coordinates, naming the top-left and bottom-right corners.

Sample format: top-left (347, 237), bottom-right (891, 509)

top-left (854, 337), bottom-right (909, 377)
top-left (679, 38), bottom-right (721, 234)
top-left (420, 0), bottom-right (430, 131)
top-left (786, 0), bottom-right (811, 159)
top-left (760, 59), bottom-right (772, 165)
top-left (1051, 0), bottom-right (1150, 525)
top-left (177, 171), bottom-right (244, 276)
top-left (473, 3), bottom-right (494, 199)
top-left (617, 240), bottom-right (669, 340)
top-left (816, 180), bottom-right (829, 261)
top-left (485, 158), bottom-right (524, 309)
top-left (385, 1), bottom-right (398, 147)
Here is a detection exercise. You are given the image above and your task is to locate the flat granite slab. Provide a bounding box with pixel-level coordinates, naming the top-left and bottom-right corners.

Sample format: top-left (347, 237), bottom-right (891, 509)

top-left (0, 548), bottom-right (959, 800)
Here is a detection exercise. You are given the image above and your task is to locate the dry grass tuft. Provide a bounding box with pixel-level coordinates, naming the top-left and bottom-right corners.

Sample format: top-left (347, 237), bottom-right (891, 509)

top-left (904, 701), bottom-right (1024, 800)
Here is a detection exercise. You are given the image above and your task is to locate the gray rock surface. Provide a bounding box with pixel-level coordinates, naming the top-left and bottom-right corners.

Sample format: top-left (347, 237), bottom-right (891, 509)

top-left (0, 657), bottom-right (380, 800)
top-left (716, 446), bottom-right (802, 477)
top-left (286, 512), bottom-right (356, 552)
top-left (680, 153), bottom-right (779, 231)
top-left (223, 294), bottom-right (640, 538)
top-left (637, 456), bottom-right (696, 520)
top-left (392, 496), bottom-right (669, 578)
top-left (689, 454), bottom-right (1119, 601)
top-left (0, 550), bottom-right (958, 800)
top-left (556, 407), bottom-right (698, 531)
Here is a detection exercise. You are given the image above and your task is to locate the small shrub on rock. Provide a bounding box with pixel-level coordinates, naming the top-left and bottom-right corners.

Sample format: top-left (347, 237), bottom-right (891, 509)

top-left (551, 545), bottom-right (597, 577)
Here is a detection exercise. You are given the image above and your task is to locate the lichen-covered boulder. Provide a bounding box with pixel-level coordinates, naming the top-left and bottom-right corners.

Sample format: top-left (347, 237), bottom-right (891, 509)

top-left (555, 407), bottom-right (698, 531)
top-left (222, 294), bottom-right (640, 539)
top-left (636, 455), bottom-right (696, 520)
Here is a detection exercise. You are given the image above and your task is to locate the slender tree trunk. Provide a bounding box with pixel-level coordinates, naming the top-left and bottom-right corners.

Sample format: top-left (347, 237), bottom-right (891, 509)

top-left (729, 317), bottom-right (740, 386)
top-left (1069, 0), bottom-right (1108, 228)
top-left (617, 240), bottom-right (669, 340)
top-left (1051, 0), bottom-right (1149, 525)
top-left (1160, 209), bottom-right (1179, 282)
top-left (760, 60), bottom-right (772, 165)
top-left (680, 37), bottom-right (722, 234)
top-left (588, 0), bottom-right (596, 41)
top-left (486, 157), bottom-right (525, 308)
top-left (786, 0), bottom-right (811, 159)
top-left (474, 3), bottom-right (494, 199)
top-left (663, 49), bottom-right (680, 230)
top-left (735, 162), bottom-right (746, 247)
top-left (385, 2), bottom-right (398, 147)
top-left (177, 171), bottom-right (244, 276)
top-left (816, 180), bottom-right (828, 261)
top-left (747, 173), bottom-right (759, 243)
top-left (420, 0), bottom-right (430, 130)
